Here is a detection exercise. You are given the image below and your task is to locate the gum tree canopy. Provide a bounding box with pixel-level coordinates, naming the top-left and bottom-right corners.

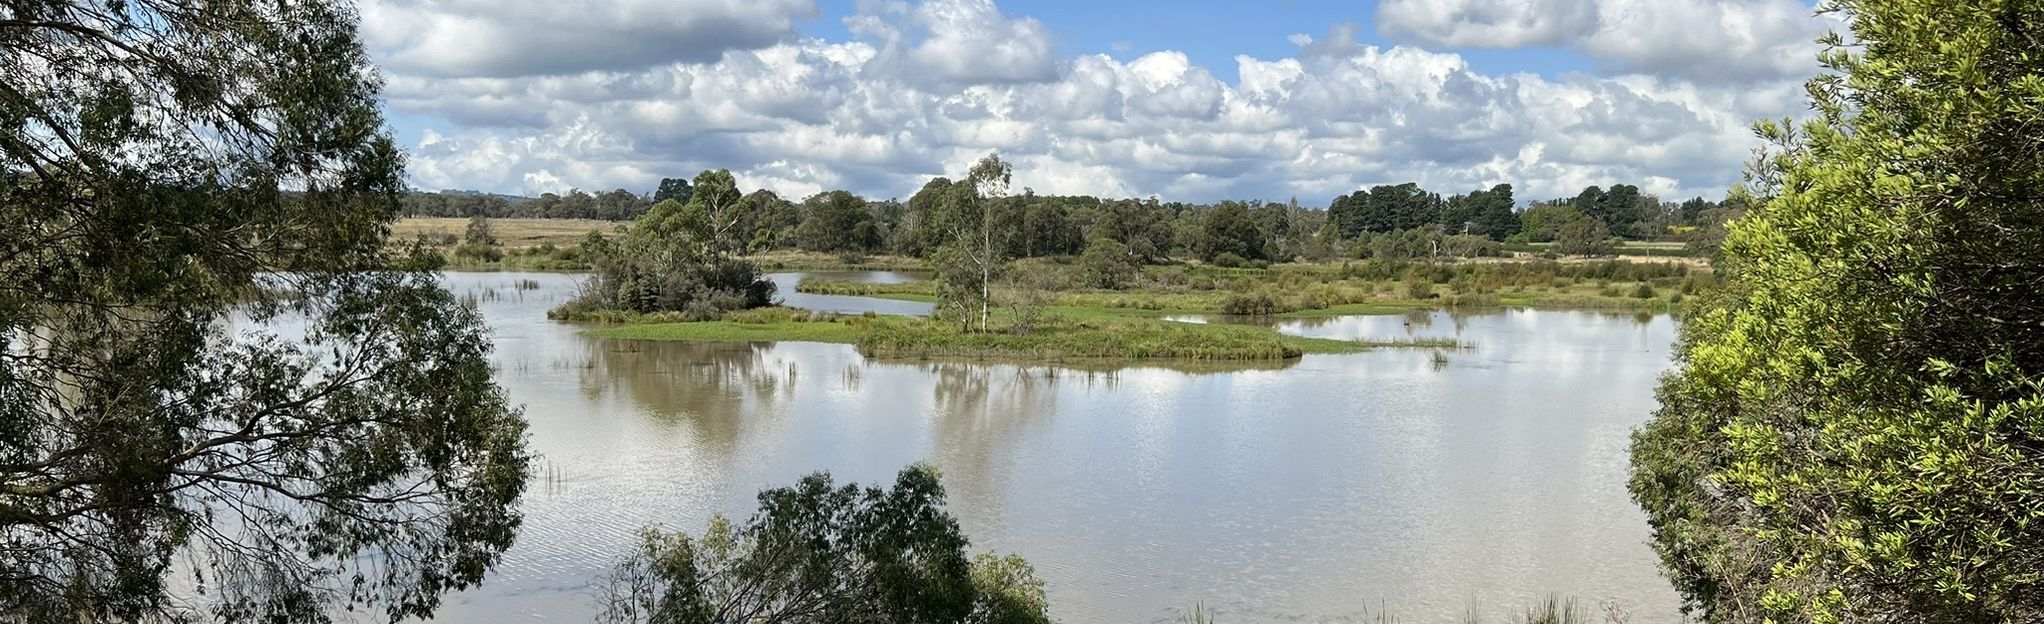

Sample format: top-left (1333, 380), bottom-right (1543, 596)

top-left (1631, 2), bottom-right (2044, 622)
top-left (1, 2), bottom-right (530, 621)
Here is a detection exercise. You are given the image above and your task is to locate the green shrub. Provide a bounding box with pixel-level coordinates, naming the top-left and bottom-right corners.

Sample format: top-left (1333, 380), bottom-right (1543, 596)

top-left (1219, 292), bottom-right (1283, 316)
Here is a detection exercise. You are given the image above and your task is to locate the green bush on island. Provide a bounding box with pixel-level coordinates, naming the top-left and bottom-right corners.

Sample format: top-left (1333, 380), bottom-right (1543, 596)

top-left (552, 198), bottom-right (776, 321)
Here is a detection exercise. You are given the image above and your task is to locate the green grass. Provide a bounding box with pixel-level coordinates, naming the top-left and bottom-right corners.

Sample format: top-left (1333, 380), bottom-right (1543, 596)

top-left (581, 307), bottom-right (1368, 361)
top-left (587, 318), bottom-right (865, 344)
top-left (1176, 595), bottom-right (1597, 624)
top-left (797, 272), bottom-right (1684, 318)
top-left (744, 251), bottom-right (927, 272)
top-left (857, 319), bottom-right (1317, 360)
top-left (1279, 303), bottom-right (1410, 317)
top-left (1355, 336), bottom-right (1470, 349)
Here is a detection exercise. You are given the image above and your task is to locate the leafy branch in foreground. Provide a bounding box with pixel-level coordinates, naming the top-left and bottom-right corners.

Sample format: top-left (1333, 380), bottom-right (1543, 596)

top-left (595, 465), bottom-right (1052, 624)
top-left (1631, 2), bottom-right (2044, 622)
top-left (3, 1), bottom-right (531, 620)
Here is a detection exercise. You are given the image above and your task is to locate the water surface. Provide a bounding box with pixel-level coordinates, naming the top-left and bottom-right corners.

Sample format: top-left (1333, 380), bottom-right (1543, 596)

top-left (435, 272), bottom-right (1682, 623)
top-left (766, 270), bottom-right (932, 316)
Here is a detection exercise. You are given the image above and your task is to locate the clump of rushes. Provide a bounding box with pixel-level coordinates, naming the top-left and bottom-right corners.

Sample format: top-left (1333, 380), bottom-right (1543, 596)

top-left (855, 318), bottom-right (1311, 361)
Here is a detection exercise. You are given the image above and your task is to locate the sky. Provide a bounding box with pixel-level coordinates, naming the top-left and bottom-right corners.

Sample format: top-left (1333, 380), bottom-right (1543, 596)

top-left (361, 0), bottom-right (1836, 205)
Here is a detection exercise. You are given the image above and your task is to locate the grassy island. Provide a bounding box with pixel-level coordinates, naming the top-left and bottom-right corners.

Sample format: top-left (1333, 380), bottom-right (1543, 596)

top-left (570, 256), bottom-right (1693, 362)
top-left (583, 308), bottom-right (1374, 361)
top-left (794, 257), bottom-right (1701, 317)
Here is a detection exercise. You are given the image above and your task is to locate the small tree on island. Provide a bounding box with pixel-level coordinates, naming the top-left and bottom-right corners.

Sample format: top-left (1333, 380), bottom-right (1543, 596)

top-left (929, 154), bottom-right (1017, 333)
top-left (555, 190), bottom-right (775, 320)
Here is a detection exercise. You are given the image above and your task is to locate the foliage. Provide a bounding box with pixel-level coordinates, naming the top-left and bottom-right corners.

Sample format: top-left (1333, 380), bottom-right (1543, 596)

top-left (1519, 203), bottom-right (1585, 242)
top-left (1554, 219), bottom-right (1612, 257)
top-left (1219, 292), bottom-right (1289, 316)
top-left (1078, 237), bottom-right (1141, 289)
top-left (1682, 190), bottom-right (1750, 263)
top-left (594, 465), bottom-right (1051, 624)
top-left (928, 154), bottom-right (1016, 332)
top-left (1015, 199), bottom-right (1084, 258)
top-left (453, 215), bottom-right (506, 261)
top-left (1330, 182), bottom-right (1442, 237)
top-left (555, 198), bottom-right (775, 320)
top-left (856, 318), bottom-right (1336, 360)
top-left (402, 187), bottom-right (655, 220)
top-left (653, 176), bottom-right (695, 204)
top-left (465, 214), bottom-right (499, 245)
top-left (1631, 2), bottom-right (2044, 622)
top-left (1194, 201), bottom-right (1266, 262)
top-left (795, 190), bottom-right (882, 253)
top-left (0, 2), bottom-right (530, 620)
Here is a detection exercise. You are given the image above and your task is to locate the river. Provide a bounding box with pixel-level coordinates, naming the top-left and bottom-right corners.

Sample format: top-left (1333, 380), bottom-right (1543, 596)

top-left (430, 271), bottom-right (1683, 623)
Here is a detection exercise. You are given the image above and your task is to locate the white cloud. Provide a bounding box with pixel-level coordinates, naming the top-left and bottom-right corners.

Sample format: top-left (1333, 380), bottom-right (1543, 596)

top-left (384, 0), bottom-right (1816, 204)
top-left (849, 0), bottom-right (1060, 85)
top-left (1376, 0), bottom-right (1597, 48)
top-left (1375, 0), bottom-right (1832, 82)
top-left (361, 0), bottom-right (817, 78)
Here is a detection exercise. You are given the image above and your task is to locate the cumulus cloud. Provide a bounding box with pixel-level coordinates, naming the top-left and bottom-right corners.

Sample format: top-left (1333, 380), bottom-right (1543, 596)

top-left (1376, 0), bottom-right (1833, 82)
top-left (382, 0), bottom-right (1812, 205)
top-left (361, 0), bottom-right (817, 77)
top-left (848, 0), bottom-right (1060, 85)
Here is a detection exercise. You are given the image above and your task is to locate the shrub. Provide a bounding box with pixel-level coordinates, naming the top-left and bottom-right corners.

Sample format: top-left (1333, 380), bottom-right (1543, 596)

top-left (451, 241), bottom-right (502, 263)
top-left (1078, 237), bottom-right (1140, 289)
top-left (1219, 292), bottom-right (1283, 315)
top-left (1556, 219), bottom-right (1614, 257)
top-left (1211, 252), bottom-right (1246, 268)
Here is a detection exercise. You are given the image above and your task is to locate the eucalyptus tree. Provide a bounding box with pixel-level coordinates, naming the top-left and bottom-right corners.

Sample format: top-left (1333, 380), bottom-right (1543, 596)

top-left (687, 169), bottom-right (748, 254)
top-left (1, 2), bottom-right (529, 620)
top-left (929, 155), bottom-right (1014, 332)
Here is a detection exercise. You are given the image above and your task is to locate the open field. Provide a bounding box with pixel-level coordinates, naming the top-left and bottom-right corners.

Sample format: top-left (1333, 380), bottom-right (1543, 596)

top-left (393, 217), bottom-right (620, 249)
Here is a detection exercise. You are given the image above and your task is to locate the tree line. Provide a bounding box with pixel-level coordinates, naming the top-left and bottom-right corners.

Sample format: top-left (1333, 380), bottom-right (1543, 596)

top-left (429, 172), bottom-right (1744, 264)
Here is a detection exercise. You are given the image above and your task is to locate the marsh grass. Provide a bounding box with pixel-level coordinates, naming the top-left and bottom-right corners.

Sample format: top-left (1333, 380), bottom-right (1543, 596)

top-left (1357, 336), bottom-right (1470, 349)
top-left (797, 259), bottom-right (1696, 320)
top-left (1178, 596), bottom-right (1612, 624)
top-left (580, 308), bottom-right (1362, 360)
top-left (855, 317), bottom-right (1357, 361)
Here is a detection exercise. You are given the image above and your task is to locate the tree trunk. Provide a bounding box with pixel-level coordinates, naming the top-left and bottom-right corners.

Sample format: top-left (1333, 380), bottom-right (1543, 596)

top-left (980, 208), bottom-right (992, 333)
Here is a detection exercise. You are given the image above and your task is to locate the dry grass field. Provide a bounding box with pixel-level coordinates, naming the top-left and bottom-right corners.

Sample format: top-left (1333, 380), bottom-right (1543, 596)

top-left (392, 217), bottom-right (622, 249)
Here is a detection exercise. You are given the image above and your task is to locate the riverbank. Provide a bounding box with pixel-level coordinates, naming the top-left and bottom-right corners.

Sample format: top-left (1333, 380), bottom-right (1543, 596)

top-left (796, 258), bottom-right (1698, 317)
top-left (582, 308), bottom-right (1398, 361)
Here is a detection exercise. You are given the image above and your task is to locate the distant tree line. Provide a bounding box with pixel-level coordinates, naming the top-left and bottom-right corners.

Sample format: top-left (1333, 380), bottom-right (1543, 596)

top-left (401, 188), bottom-right (655, 220)
top-left (432, 169), bottom-right (1749, 263)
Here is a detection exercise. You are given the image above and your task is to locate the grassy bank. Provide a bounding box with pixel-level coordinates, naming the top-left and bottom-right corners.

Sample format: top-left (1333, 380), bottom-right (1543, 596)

top-left (797, 258), bottom-right (1700, 318)
top-left (743, 250), bottom-right (928, 272)
top-left (582, 308), bottom-right (1370, 361)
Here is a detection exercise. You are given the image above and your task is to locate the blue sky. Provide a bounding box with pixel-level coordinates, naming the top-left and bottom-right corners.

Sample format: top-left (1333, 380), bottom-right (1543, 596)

top-left (364, 0), bottom-right (1832, 204)
top-left (807, 0), bottom-right (1596, 80)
